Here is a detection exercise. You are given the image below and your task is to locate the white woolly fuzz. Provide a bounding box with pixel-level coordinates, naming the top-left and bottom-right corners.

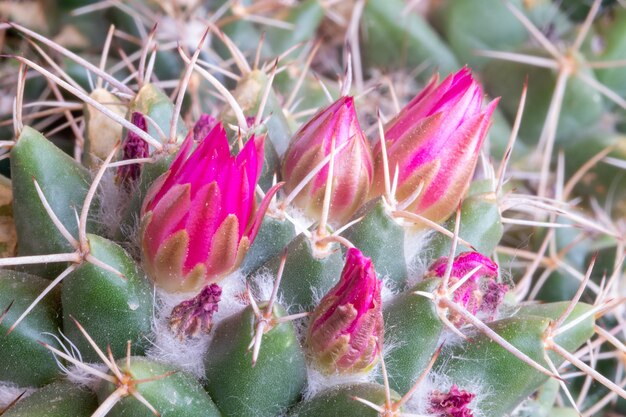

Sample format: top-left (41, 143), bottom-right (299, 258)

top-left (146, 288), bottom-right (212, 379)
top-left (145, 271), bottom-right (250, 379)
top-left (158, 15), bottom-right (210, 51)
top-left (395, 371), bottom-right (438, 416)
top-left (308, 282), bottom-right (326, 311)
top-left (94, 169), bottom-right (127, 239)
top-left (303, 365), bottom-right (375, 400)
top-left (247, 269), bottom-right (284, 307)
top-left (65, 362), bottom-right (110, 391)
top-left (0, 381), bottom-right (34, 409)
top-left (292, 312), bottom-right (311, 348)
top-left (283, 205), bottom-right (315, 235)
top-left (30, 331), bottom-right (108, 391)
top-left (247, 266), bottom-right (311, 351)
top-left (499, 301), bottom-right (526, 320)
top-left (39, 330), bottom-right (110, 389)
top-left (118, 210), bottom-right (142, 259)
top-left (403, 225), bottom-right (433, 265)
top-left (405, 229), bottom-right (436, 288)
top-left (381, 274), bottom-right (401, 304)
top-left (437, 322), bottom-right (474, 349)
top-left (399, 365), bottom-right (489, 417)
top-left (92, 165), bottom-right (149, 260)
top-left (210, 271), bottom-right (249, 325)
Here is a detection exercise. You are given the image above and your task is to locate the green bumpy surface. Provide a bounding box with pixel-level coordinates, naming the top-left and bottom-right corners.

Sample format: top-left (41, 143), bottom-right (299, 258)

top-left (10, 126), bottom-right (92, 277)
top-left (97, 357), bottom-right (221, 417)
top-left (205, 303), bottom-right (307, 417)
top-left (287, 383), bottom-right (400, 417)
top-left (382, 277), bottom-right (443, 393)
top-left (61, 234), bottom-right (153, 363)
top-left (1, 381), bottom-right (98, 417)
top-left (0, 270), bottom-right (62, 387)
top-left (436, 302), bottom-right (595, 416)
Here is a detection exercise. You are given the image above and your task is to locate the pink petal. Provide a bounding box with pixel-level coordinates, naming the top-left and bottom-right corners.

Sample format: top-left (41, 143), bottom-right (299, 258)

top-left (247, 182), bottom-right (283, 240)
top-left (143, 183), bottom-right (191, 259)
top-left (182, 182), bottom-right (222, 273)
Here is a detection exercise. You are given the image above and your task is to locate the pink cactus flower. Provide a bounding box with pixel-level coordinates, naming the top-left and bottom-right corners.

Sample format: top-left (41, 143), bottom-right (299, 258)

top-left (429, 385), bottom-right (475, 417)
top-left (307, 248), bottom-right (383, 374)
top-left (428, 251), bottom-right (507, 323)
top-left (371, 68), bottom-right (498, 224)
top-left (140, 119), bottom-right (278, 293)
top-left (282, 96), bottom-right (373, 225)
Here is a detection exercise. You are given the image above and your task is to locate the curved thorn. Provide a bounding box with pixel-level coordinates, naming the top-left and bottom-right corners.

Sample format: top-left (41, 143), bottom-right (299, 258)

top-left (33, 178), bottom-right (79, 248)
top-left (9, 55), bottom-right (162, 150)
top-left (9, 22), bottom-right (134, 95)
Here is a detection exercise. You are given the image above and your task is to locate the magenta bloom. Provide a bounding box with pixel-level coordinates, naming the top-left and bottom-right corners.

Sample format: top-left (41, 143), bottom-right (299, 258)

top-left (371, 68), bottom-right (498, 224)
top-left (307, 248), bottom-right (383, 374)
top-left (282, 96), bottom-right (373, 225)
top-left (141, 119), bottom-right (276, 293)
top-left (428, 252), bottom-right (507, 322)
top-left (429, 385), bottom-right (475, 417)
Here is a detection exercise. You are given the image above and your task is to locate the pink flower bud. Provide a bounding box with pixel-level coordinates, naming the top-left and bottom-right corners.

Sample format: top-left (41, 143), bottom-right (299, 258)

top-left (192, 114), bottom-right (217, 141)
top-left (117, 112), bottom-right (149, 188)
top-left (371, 68), bottom-right (498, 224)
top-left (428, 252), bottom-right (507, 323)
top-left (140, 120), bottom-right (277, 293)
top-left (429, 385), bottom-right (475, 417)
top-left (307, 248), bottom-right (383, 374)
top-left (282, 96), bottom-right (373, 225)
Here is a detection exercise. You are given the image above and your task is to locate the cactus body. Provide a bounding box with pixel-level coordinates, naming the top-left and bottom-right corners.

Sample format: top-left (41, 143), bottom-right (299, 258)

top-left (382, 278), bottom-right (443, 393)
top-left (0, 5), bottom-right (623, 416)
top-left (0, 270), bottom-right (61, 387)
top-left (97, 357), bottom-right (221, 417)
top-left (204, 304), bottom-right (306, 417)
top-left (61, 234), bottom-right (153, 362)
top-left (10, 127), bottom-right (92, 277)
top-left (1, 381), bottom-right (97, 417)
top-left (436, 303), bottom-right (595, 416)
top-left (288, 383), bottom-right (400, 417)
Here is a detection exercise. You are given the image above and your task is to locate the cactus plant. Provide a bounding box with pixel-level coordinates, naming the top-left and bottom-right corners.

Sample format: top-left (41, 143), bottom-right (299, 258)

top-left (0, 1), bottom-right (625, 417)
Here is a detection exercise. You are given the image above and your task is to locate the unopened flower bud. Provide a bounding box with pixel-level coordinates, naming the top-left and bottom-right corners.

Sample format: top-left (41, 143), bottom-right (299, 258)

top-left (306, 248), bottom-right (383, 374)
top-left (117, 112), bottom-right (149, 188)
top-left (282, 96), bottom-right (373, 225)
top-left (428, 251), bottom-right (506, 323)
top-left (371, 68), bottom-right (498, 224)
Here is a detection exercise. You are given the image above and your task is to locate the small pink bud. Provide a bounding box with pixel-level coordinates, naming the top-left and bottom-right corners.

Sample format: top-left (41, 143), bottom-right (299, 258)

top-left (428, 252), bottom-right (506, 323)
top-left (169, 283), bottom-right (221, 340)
top-left (282, 96), bottom-right (373, 225)
top-left (192, 114), bottom-right (217, 141)
top-left (140, 120), bottom-right (277, 293)
top-left (117, 112), bottom-right (149, 187)
top-left (428, 251), bottom-right (498, 282)
top-left (306, 248), bottom-right (383, 374)
top-left (371, 68), bottom-right (498, 224)
top-left (429, 385), bottom-right (475, 417)
top-left (480, 280), bottom-right (509, 321)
